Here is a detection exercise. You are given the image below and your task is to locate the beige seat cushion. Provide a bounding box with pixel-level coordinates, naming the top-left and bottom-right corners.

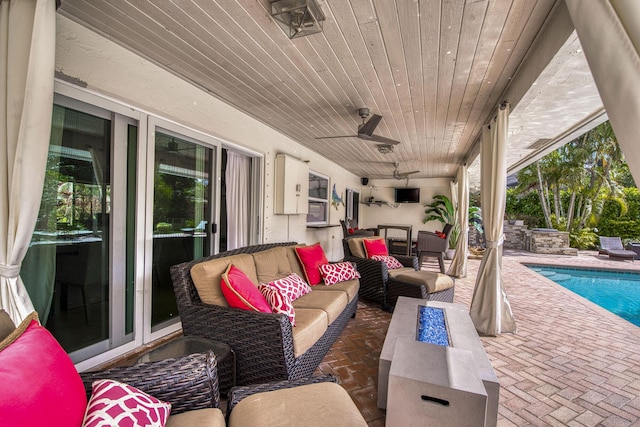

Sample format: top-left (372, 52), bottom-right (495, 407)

top-left (387, 266), bottom-right (418, 279)
top-left (311, 279), bottom-right (359, 303)
top-left (291, 308), bottom-right (328, 357)
top-left (252, 246), bottom-right (294, 283)
top-left (228, 382), bottom-right (368, 427)
top-left (293, 290), bottom-right (348, 324)
top-left (190, 254), bottom-right (258, 306)
top-left (394, 270), bottom-right (454, 293)
top-left (166, 408), bottom-right (225, 427)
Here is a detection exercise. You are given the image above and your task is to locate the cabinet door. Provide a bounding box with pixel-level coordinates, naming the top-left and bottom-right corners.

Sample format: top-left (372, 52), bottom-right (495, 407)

top-left (275, 154), bottom-right (309, 214)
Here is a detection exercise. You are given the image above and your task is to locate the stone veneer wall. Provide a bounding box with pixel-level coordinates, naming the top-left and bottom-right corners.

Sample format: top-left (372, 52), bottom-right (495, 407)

top-left (530, 231), bottom-right (578, 255)
top-left (503, 223), bottom-right (528, 249)
top-left (470, 222), bottom-right (578, 256)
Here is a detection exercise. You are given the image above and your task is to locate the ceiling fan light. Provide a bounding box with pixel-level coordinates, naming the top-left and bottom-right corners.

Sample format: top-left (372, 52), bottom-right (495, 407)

top-left (271, 0), bottom-right (325, 39)
top-left (377, 144), bottom-right (394, 154)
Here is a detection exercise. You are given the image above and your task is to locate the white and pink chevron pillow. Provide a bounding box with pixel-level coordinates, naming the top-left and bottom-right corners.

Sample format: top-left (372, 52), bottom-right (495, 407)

top-left (259, 283), bottom-right (296, 326)
top-left (265, 272), bottom-right (312, 301)
top-left (371, 255), bottom-right (404, 270)
top-left (318, 262), bottom-right (361, 285)
top-left (83, 379), bottom-right (171, 427)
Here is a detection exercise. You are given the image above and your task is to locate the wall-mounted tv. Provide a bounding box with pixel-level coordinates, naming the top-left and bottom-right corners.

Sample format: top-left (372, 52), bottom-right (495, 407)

top-left (394, 187), bottom-right (420, 203)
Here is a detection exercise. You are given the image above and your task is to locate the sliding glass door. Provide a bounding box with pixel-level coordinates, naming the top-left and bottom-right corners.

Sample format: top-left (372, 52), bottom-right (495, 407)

top-left (150, 126), bottom-right (216, 331)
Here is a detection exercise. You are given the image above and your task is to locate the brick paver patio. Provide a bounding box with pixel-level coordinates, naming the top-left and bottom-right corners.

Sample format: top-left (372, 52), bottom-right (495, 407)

top-left (318, 250), bottom-right (640, 426)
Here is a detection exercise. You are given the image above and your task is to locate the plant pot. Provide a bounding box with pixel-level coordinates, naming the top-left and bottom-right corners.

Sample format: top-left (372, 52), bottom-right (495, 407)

top-left (445, 249), bottom-right (456, 260)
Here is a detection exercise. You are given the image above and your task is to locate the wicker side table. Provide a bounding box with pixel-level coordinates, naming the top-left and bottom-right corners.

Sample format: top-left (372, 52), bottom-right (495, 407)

top-left (136, 336), bottom-right (236, 395)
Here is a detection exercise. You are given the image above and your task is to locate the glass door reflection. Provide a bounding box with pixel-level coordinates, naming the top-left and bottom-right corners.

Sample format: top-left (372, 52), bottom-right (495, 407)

top-left (152, 132), bottom-right (212, 329)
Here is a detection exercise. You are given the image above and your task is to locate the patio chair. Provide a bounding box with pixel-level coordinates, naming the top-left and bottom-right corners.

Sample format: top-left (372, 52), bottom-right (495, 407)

top-left (598, 236), bottom-right (636, 261)
top-left (340, 219), bottom-right (376, 238)
top-left (416, 224), bottom-right (453, 273)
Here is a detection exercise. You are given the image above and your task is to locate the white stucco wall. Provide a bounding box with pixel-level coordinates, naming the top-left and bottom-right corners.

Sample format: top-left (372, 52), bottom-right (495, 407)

top-left (54, 15), bottom-right (451, 260)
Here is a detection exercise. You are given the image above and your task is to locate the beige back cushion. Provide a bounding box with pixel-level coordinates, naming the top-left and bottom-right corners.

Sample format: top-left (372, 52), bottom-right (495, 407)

top-left (190, 254), bottom-right (258, 306)
top-left (0, 309), bottom-right (16, 342)
top-left (253, 246), bottom-right (294, 283)
top-left (347, 238), bottom-right (365, 258)
top-left (286, 244), bottom-right (307, 279)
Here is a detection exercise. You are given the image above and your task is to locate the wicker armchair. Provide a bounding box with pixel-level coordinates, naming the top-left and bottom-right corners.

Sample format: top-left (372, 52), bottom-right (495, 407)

top-left (170, 242), bottom-right (358, 386)
top-left (416, 224), bottom-right (453, 273)
top-left (342, 236), bottom-right (419, 311)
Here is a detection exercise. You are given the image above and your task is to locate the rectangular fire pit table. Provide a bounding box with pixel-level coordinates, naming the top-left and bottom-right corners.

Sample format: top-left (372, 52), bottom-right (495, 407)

top-left (378, 296), bottom-right (499, 426)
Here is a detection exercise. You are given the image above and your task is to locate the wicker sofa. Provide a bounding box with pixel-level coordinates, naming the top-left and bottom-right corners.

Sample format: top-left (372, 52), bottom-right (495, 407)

top-left (170, 242), bottom-right (359, 385)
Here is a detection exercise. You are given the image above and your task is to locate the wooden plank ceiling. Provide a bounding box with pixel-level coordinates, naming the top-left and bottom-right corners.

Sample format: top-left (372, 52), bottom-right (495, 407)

top-left (59, 0), bottom-right (588, 183)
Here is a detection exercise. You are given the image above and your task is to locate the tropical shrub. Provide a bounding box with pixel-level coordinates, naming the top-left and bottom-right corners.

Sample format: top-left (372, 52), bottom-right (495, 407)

top-left (424, 195), bottom-right (458, 248)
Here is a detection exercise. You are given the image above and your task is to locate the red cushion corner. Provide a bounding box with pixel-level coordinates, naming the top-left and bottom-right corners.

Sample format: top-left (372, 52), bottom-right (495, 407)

top-left (221, 264), bottom-right (272, 312)
top-left (363, 237), bottom-right (389, 257)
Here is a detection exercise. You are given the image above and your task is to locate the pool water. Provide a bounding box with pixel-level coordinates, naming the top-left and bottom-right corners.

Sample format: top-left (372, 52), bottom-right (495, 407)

top-left (526, 265), bottom-right (640, 327)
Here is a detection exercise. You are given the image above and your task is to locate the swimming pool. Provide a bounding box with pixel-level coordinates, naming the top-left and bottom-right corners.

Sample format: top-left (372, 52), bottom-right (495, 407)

top-left (525, 265), bottom-right (640, 327)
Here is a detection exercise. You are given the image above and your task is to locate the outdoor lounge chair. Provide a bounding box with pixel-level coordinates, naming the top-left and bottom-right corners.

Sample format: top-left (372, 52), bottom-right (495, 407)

top-left (598, 236), bottom-right (637, 261)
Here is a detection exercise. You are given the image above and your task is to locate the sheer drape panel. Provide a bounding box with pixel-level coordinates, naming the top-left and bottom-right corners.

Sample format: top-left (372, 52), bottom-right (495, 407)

top-left (565, 0), bottom-right (640, 185)
top-left (448, 165), bottom-right (468, 278)
top-left (469, 104), bottom-right (516, 336)
top-left (225, 151), bottom-right (250, 250)
top-left (0, 0), bottom-right (56, 323)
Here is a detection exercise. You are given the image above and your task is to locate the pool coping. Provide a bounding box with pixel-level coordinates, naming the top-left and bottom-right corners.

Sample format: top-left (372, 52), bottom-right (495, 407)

top-left (519, 260), bottom-right (640, 329)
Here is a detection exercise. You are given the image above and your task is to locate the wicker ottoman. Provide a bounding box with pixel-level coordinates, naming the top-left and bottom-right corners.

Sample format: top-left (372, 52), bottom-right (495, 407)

top-left (387, 270), bottom-right (454, 307)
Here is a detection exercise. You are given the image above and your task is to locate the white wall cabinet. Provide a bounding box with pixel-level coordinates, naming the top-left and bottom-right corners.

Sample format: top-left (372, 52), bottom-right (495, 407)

top-left (274, 154), bottom-right (309, 214)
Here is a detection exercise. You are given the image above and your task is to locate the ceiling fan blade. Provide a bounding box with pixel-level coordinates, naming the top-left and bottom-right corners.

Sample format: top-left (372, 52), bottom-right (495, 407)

top-left (363, 134), bottom-right (401, 145)
top-left (314, 135), bottom-right (358, 140)
top-left (403, 170), bottom-right (420, 175)
top-left (357, 114), bottom-right (382, 136)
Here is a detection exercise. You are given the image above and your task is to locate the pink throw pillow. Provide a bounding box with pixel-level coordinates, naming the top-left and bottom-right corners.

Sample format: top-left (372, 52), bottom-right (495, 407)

top-left (83, 379), bottom-right (171, 427)
top-left (371, 255), bottom-right (404, 270)
top-left (319, 262), bottom-right (361, 285)
top-left (221, 264), bottom-right (272, 312)
top-left (266, 273), bottom-right (311, 301)
top-left (295, 243), bottom-right (329, 285)
top-left (259, 284), bottom-right (296, 326)
top-left (0, 314), bottom-right (87, 427)
top-left (363, 238), bottom-right (389, 257)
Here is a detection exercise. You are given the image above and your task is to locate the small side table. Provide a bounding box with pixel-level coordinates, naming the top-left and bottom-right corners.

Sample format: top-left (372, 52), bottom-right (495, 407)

top-left (136, 336), bottom-right (236, 395)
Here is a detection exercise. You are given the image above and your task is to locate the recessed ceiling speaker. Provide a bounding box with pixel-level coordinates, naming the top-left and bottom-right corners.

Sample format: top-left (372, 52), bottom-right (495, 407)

top-left (361, 177), bottom-right (369, 186)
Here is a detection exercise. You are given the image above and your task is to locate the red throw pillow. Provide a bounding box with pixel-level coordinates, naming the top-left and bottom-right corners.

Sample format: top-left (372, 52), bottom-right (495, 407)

top-left (83, 379), bottom-right (171, 427)
top-left (265, 273), bottom-right (311, 301)
top-left (295, 243), bottom-right (329, 285)
top-left (436, 231), bottom-right (446, 239)
top-left (371, 255), bottom-right (404, 270)
top-left (259, 284), bottom-right (296, 326)
top-left (363, 238), bottom-right (389, 257)
top-left (221, 264), bottom-right (272, 312)
top-left (0, 313), bottom-right (87, 427)
top-left (319, 262), bottom-right (361, 285)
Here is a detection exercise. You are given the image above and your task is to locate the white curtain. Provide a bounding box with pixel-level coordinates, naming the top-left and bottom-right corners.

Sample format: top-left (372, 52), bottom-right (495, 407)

top-left (225, 151), bottom-right (250, 250)
top-left (448, 164), bottom-right (469, 278)
top-left (0, 0), bottom-right (56, 324)
top-left (565, 1), bottom-right (640, 185)
top-left (469, 103), bottom-right (516, 336)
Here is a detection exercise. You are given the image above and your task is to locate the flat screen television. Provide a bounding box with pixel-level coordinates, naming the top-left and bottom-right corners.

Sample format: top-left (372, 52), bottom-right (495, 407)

top-left (394, 187), bottom-right (420, 203)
